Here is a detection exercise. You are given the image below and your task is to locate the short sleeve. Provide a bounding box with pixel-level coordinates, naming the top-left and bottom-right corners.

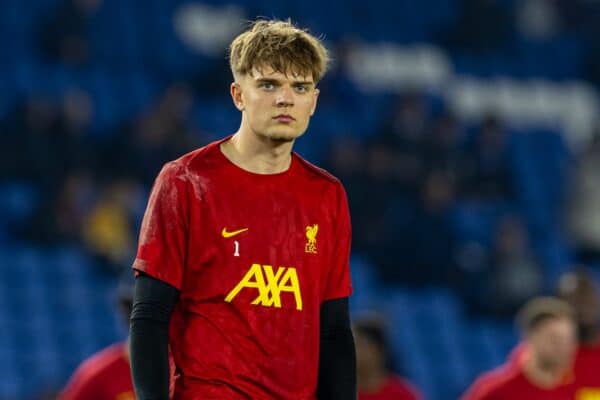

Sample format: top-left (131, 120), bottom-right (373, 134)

top-left (59, 360), bottom-right (103, 400)
top-left (132, 162), bottom-right (190, 290)
top-left (460, 372), bottom-right (500, 400)
top-left (322, 182), bottom-right (353, 301)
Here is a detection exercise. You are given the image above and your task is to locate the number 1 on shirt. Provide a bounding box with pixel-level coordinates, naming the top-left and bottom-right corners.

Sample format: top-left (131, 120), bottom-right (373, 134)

top-left (234, 240), bottom-right (240, 257)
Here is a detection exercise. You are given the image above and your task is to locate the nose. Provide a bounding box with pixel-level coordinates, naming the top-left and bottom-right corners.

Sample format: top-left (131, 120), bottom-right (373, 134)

top-left (275, 85), bottom-right (294, 107)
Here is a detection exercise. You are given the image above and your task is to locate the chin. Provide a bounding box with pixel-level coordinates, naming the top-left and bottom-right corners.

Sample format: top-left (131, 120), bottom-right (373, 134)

top-left (261, 129), bottom-right (305, 143)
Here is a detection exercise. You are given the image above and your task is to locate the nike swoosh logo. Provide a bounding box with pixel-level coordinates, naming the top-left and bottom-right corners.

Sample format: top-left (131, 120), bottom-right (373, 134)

top-left (221, 227), bottom-right (248, 238)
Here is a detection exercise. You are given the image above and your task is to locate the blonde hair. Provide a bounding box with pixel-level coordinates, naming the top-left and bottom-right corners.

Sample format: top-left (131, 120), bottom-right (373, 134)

top-left (517, 296), bottom-right (575, 335)
top-left (229, 19), bottom-right (330, 83)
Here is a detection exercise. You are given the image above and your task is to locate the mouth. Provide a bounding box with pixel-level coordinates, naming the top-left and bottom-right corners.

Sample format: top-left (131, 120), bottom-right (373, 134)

top-left (273, 114), bottom-right (296, 123)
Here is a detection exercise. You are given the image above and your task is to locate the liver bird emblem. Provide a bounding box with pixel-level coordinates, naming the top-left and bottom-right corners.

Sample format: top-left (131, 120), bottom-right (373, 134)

top-left (305, 224), bottom-right (318, 254)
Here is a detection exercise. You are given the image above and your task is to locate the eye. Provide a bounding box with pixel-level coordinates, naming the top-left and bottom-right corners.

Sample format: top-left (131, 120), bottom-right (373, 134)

top-left (294, 85), bottom-right (308, 93)
top-left (259, 82), bottom-right (275, 91)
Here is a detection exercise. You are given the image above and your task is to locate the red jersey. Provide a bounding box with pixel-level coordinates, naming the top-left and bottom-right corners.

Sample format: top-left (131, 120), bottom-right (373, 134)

top-left (572, 341), bottom-right (600, 397)
top-left (507, 340), bottom-right (600, 397)
top-left (59, 342), bottom-right (134, 400)
top-left (133, 137), bottom-right (353, 399)
top-left (461, 363), bottom-right (576, 400)
top-left (359, 375), bottom-right (422, 400)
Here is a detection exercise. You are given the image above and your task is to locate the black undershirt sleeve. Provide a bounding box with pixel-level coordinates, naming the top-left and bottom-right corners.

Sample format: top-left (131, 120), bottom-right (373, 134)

top-left (129, 272), bottom-right (179, 400)
top-left (317, 297), bottom-right (357, 400)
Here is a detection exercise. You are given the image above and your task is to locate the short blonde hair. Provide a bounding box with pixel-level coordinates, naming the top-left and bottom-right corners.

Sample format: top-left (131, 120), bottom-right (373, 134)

top-left (229, 19), bottom-right (329, 83)
top-left (517, 296), bottom-right (575, 335)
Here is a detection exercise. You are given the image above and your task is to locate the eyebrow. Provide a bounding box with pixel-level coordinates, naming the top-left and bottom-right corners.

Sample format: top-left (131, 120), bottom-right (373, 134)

top-left (255, 78), bottom-right (314, 86)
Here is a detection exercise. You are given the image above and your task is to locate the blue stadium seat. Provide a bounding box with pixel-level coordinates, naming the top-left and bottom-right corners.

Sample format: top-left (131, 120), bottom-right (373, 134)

top-left (451, 200), bottom-right (514, 247)
top-left (0, 182), bottom-right (38, 229)
top-left (349, 254), bottom-right (382, 314)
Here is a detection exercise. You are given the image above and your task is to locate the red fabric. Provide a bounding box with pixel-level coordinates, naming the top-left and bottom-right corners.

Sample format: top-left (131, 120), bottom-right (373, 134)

top-left (573, 341), bottom-right (600, 391)
top-left (133, 137), bottom-right (353, 399)
top-left (359, 375), bottom-right (422, 400)
top-left (59, 342), bottom-right (134, 400)
top-left (506, 342), bottom-right (527, 367)
top-left (506, 340), bottom-right (600, 397)
top-left (461, 363), bottom-right (577, 400)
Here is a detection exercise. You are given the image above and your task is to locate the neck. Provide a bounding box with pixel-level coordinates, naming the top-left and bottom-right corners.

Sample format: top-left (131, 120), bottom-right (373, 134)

top-left (522, 352), bottom-right (569, 388)
top-left (221, 129), bottom-right (294, 174)
top-left (357, 367), bottom-right (387, 393)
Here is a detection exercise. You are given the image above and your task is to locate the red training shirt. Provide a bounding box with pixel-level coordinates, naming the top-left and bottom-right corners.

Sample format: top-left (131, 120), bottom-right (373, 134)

top-left (59, 342), bottom-right (134, 400)
top-left (359, 375), bottom-right (422, 400)
top-left (572, 340), bottom-right (600, 397)
top-left (507, 340), bottom-right (600, 398)
top-left (461, 362), bottom-right (576, 400)
top-left (133, 137), bottom-right (353, 399)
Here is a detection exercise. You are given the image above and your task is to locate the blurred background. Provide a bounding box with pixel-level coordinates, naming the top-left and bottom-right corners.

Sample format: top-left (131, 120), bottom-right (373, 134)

top-left (1, 0), bottom-right (600, 398)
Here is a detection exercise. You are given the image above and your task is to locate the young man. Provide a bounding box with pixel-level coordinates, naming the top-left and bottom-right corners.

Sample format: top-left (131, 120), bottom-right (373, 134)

top-left (354, 318), bottom-right (421, 400)
top-left (461, 297), bottom-right (578, 400)
top-left (558, 270), bottom-right (600, 396)
top-left (129, 19), bottom-right (356, 399)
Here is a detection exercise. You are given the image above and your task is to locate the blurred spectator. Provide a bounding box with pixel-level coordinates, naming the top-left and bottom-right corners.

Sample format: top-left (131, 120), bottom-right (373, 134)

top-left (462, 297), bottom-right (577, 400)
top-left (0, 89), bottom-right (95, 190)
top-left (82, 179), bottom-right (143, 272)
top-left (38, 0), bottom-right (103, 65)
top-left (461, 116), bottom-right (514, 200)
top-left (326, 137), bottom-right (372, 251)
top-left (461, 215), bottom-right (542, 317)
top-left (104, 83), bottom-right (198, 185)
top-left (360, 144), bottom-right (402, 250)
top-left (354, 317), bottom-right (422, 400)
top-left (372, 169), bottom-right (458, 285)
top-left (22, 170), bottom-right (96, 244)
top-left (567, 132), bottom-right (600, 264)
top-left (0, 97), bottom-right (59, 183)
top-left (423, 111), bottom-right (464, 176)
top-left (557, 269), bottom-right (600, 390)
top-left (376, 93), bottom-right (429, 194)
top-left (409, 170), bottom-right (458, 283)
top-left (486, 216), bottom-right (542, 316)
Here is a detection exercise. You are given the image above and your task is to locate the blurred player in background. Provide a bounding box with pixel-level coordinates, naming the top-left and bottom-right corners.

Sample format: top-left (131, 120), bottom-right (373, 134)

top-left (354, 317), bottom-right (422, 400)
top-left (129, 18), bottom-right (356, 399)
top-left (558, 269), bottom-right (600, 395)
top-left (59, 272), bottom-right (136, 399)
top-left (462, 297), bottom-right (577, 400)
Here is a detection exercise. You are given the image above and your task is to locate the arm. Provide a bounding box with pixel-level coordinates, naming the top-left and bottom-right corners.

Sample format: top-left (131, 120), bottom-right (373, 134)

top-left (129, 272), bottom-right (179, 400)
top-left (317, 297), bottom-right (357, 400)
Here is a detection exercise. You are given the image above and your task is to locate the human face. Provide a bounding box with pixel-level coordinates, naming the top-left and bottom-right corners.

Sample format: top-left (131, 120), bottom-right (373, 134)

top-left (231, 67), bottom-right (319, 142)
top-left (528, 317), bottom-right (577, 371)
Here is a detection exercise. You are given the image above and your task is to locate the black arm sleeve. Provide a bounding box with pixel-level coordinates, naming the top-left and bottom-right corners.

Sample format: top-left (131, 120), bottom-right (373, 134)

top-left (129, 272), bottom-right (179, 400)
top-left (317, 297), bottom-right (357, 400)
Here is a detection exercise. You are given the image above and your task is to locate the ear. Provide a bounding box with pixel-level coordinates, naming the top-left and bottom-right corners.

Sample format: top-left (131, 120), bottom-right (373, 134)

top-left (230, 82), bottom-right (244, 111)
top-left (310, 88), bottom-right (320, 116)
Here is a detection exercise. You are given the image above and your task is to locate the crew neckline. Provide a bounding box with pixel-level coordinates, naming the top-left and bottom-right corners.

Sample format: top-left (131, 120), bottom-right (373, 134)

top-left (216, 135), bottom-right (297, 178)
